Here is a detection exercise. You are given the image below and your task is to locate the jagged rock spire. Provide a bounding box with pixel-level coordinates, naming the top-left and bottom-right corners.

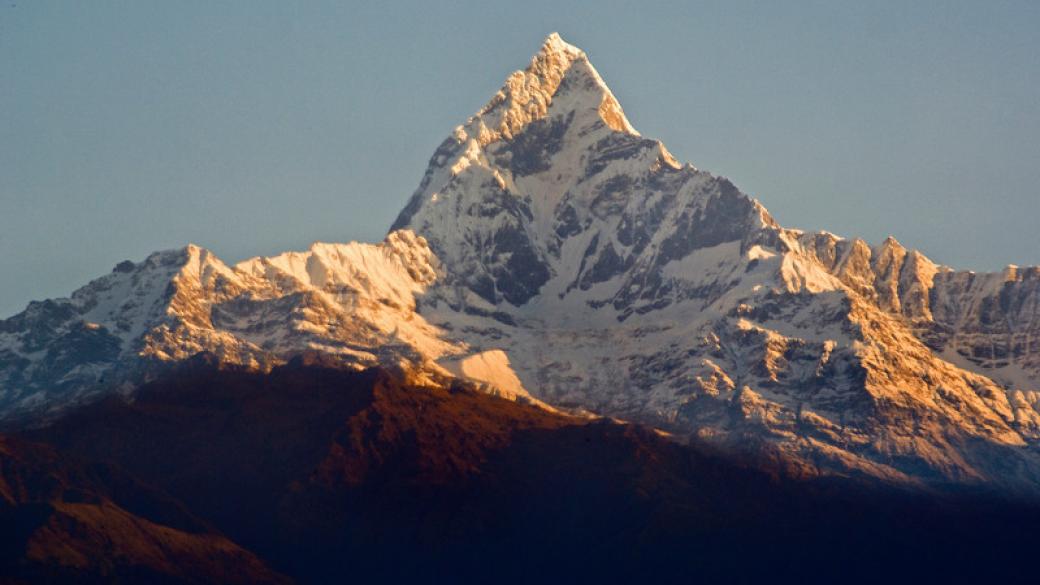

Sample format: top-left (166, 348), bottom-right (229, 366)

top-left (465, 33), bottom-right (637, 145)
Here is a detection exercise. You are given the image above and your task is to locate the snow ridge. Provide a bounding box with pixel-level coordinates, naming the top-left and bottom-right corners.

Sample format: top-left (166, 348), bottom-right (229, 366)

top-left (4, 34), bottom-right (1040, 492)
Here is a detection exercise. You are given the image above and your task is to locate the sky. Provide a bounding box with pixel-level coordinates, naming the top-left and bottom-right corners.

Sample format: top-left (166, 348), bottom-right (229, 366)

top-left (1, 1), bottom-right (1038, 317)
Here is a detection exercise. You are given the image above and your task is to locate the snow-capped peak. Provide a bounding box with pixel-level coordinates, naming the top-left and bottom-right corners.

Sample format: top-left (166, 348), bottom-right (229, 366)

top-left (541, 32), bottom-right (582, 58)
top-left (7, 33), bottom-right (1040, 493)
top-left (465, 33), bottom-right (636, 146)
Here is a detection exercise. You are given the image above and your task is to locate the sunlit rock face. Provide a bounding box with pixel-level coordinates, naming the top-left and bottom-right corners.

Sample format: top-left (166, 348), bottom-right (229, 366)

top-left (5, 34), bottom-right (1040, 491)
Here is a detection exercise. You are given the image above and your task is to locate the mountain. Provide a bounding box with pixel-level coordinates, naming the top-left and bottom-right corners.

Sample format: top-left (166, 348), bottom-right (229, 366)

top-left (0, 231), bottom-right (540, 425)
top-left (3, 33), bottom-right (1040, 491)
top-left (23, 359), bottom-right (1040, 584)
top-left (0, 433), bottom-right (289, 584)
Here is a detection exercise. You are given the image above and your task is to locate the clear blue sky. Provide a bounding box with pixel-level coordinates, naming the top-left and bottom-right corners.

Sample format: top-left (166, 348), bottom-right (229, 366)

top-left (2, 1), bottom-right (1038, 317)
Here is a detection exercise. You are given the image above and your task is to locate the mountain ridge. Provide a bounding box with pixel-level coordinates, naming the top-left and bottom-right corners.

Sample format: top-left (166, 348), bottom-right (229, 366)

top-left (3, 34), bottom-right (1040, 491)
top-left (23, 359), bottom-right (1040, 584)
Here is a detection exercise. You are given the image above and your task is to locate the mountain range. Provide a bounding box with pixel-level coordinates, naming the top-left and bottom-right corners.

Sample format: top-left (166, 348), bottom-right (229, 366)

top-left (3, 33), bottom-right (1040, 583)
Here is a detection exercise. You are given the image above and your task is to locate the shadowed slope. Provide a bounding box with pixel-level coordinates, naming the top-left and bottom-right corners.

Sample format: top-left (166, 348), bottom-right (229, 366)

top-left (0, 434), bottom-right (290, 584)
top-left (25, 359), bottom-right (1040, 584)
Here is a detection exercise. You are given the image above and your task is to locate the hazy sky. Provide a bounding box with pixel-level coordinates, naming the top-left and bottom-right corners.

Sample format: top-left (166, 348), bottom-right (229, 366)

top-left (2, 1), bottom-right (1038, 317)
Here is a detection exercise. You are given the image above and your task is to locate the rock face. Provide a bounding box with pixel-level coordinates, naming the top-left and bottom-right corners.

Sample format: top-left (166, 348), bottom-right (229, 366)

top-left (3, 33), bottom-right (1040, 491)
